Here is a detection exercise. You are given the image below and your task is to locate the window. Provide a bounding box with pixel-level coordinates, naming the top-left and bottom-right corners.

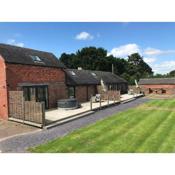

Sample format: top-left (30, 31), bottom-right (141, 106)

top-left (68, 86), bottom-right (75, 98)
top-left (23, 87), bottom-right (30, 101)
top-left (30, 55), bottom-right (43, 62)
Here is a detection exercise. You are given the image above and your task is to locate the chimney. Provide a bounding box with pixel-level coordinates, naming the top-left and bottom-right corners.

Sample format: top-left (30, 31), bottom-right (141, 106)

top-left (112, 64), bottom-right (114, 74)
top-left (78, 67), bottom-right (83, 70)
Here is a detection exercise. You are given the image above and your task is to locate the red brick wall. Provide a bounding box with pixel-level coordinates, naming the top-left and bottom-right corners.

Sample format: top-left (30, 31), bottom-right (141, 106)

top-left (0, 56), bottom-right (8, 119)
top-left (6, 63), bottom-right (67, 109)
top-left (140, 84), bottom-right (175, 95)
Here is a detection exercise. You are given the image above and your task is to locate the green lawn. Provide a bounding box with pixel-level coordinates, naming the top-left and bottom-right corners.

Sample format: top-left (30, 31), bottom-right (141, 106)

top-left (30, 99), bottom-right (175, 153)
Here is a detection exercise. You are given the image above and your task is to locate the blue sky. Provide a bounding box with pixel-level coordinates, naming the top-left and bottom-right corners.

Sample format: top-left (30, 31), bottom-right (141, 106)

top-left (0, 22), bottom-right (175, 74)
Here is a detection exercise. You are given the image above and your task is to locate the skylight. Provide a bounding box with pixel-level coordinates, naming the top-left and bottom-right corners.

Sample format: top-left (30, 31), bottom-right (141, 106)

top-left (70, 71), bottom-right (76, 76)
top-left (91, 72), bottom-right (96, 77)
top-left (30, 55), bottom-right (43, 62)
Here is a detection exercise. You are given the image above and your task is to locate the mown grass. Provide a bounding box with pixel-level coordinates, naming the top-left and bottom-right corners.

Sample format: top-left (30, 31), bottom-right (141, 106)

top-left (30, 99), bottom-right (175, 153)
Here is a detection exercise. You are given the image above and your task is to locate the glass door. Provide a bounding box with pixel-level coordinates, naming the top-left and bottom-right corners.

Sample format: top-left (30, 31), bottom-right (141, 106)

top-left (36, 86), bottom-right (49, 109)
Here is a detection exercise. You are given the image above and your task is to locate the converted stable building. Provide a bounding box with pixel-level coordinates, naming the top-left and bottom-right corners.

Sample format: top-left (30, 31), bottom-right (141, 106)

top-left (139, 78), bottom-right (175, 95)
top-left (0, 44), bottom-right (67, 120)
top-left (65, 69), bottom-right (128, 102)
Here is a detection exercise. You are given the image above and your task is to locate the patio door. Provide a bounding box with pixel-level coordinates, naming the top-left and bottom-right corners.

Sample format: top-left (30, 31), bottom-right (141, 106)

top-left (36, 86), bottom-right (49, 109)
top-left (23, 85), bottom-right (49, 109)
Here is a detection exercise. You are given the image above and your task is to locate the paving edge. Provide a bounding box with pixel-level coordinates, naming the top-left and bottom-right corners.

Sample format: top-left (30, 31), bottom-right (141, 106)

top-left (45, 111), bottom-right (95, 129)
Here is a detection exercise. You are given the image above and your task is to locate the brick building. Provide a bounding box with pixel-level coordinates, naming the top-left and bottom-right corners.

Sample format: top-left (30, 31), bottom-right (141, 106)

top-left (65, 69), bottom-right (128, 102)
top-left (0, 44), bottom-right (128, 120)
top-left (0, 44), bottom-right (66, 120)
top-left (139, 78), bottom-right (175, 95)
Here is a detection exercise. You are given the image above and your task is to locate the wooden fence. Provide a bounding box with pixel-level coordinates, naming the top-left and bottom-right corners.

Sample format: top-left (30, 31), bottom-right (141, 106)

top-left (90, 90), bottom-right (121, 110)
top-left (9, 91), bottom-right (45, 128)
top-left (101, 90), bottom-right (120, 101)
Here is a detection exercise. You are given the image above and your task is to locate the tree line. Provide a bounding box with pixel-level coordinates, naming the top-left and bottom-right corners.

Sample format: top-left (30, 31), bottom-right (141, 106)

top-left (59, 46), bottom-right (154, 85)
top-left (150, 70), bottom-right (175, 78)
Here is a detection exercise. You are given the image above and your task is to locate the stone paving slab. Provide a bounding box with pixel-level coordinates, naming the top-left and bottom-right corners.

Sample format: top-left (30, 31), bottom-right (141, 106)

top-left (0, 97), bottom-right (149, 153)
top-left (0, 120), bottom-right (37, 141)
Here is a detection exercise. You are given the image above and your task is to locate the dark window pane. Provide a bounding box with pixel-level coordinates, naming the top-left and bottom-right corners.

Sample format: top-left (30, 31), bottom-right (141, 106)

top-left (23, 87), bottom-right (30, 101)
top-left (68, 86), bottom-right (75, 98)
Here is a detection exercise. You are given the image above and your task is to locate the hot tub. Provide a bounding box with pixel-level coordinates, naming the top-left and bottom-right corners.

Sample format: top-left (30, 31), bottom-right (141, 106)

top-left (57, 98), bottom-right (80, 110)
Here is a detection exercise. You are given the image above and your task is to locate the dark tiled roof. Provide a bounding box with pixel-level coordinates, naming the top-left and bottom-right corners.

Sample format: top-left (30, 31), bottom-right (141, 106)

top-left (139, 78), bottom-right (175, 85)
top-left (65, 69), bottom-right (127, 85)
top-left (0, 44), bottom-right (65, 68)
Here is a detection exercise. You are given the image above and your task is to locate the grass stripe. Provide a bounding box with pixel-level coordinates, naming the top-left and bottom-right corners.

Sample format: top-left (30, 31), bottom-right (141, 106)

top-left (135, 111), bottom-right (175, 152)
top-left (74, 110), bottom-right (151, 152)
top-left (157, 116), bottom-right (175, 152)
top-left (99, 110), bottom-right (170, 152)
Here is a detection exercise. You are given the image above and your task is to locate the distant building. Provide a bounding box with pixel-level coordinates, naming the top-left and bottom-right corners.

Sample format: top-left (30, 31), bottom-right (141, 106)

top-left (139, 78), bottom-right (175, 95)
top-left (65, 69), bottom-right (128, 102)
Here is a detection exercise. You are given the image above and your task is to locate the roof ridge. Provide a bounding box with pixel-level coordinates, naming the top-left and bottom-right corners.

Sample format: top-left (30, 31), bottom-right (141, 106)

top-left (0, 43), bottom-right (65, 68)
top-left (68, 68), bottom-right (113, 74)
top-left (0, 43), bottom-right (53, 55)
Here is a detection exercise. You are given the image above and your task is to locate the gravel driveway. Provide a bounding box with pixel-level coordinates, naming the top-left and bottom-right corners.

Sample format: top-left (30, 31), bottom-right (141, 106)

top-left (0, 97), bottom-right (149, 153)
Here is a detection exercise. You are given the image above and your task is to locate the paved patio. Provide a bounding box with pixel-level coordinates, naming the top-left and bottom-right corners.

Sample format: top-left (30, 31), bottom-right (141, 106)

top-left (45, 93), bottom-right (143, 124)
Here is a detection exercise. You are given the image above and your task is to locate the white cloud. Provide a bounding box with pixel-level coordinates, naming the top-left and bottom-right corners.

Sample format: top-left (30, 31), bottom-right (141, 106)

top-left (108, 43), bottom-right (140, 57)
top-left (75, 32), bottom-right (94, 40)
top-left (152, 60), bottom-right (175, 74)
top-left (144, 57), bottom-right (157, 64)
top-left (108, 43), bottom-right (175, 74)
top-left (144, 47), bottom-right (175, 56)
top-left (7, 39), bottom-right (24, 47)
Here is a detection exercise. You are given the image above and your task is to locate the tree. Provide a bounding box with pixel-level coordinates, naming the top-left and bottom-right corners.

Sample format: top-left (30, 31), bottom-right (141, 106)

top-left (127, 53), bottom-right (153, 84)
top-left (168, 70), bottom-right (175, 77)
top-left (59, 53), bottom-right (77, 68)
top-left (76, 47), bottom-right (107, 70)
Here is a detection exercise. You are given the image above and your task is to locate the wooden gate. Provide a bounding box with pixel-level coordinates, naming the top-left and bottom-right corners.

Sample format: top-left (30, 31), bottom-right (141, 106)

top-left (9, 91), bottom-right (45, 128)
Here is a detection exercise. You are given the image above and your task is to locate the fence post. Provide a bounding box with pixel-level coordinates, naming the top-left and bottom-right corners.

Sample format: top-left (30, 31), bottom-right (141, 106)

top-left (107, 94), bottom-right (109, 106)
top-left (90, 96), bottom-right (92, 111)
top-left (113, 94), bottom-right (115, 104)
top-left (42, 102), bottom-right (45, 128)
top-left (99, 96), bottom-right (101, 109)
top-left (22, 92), bottom-right (25, 124)
top-left (119, 91), bottom-right (121, 102)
